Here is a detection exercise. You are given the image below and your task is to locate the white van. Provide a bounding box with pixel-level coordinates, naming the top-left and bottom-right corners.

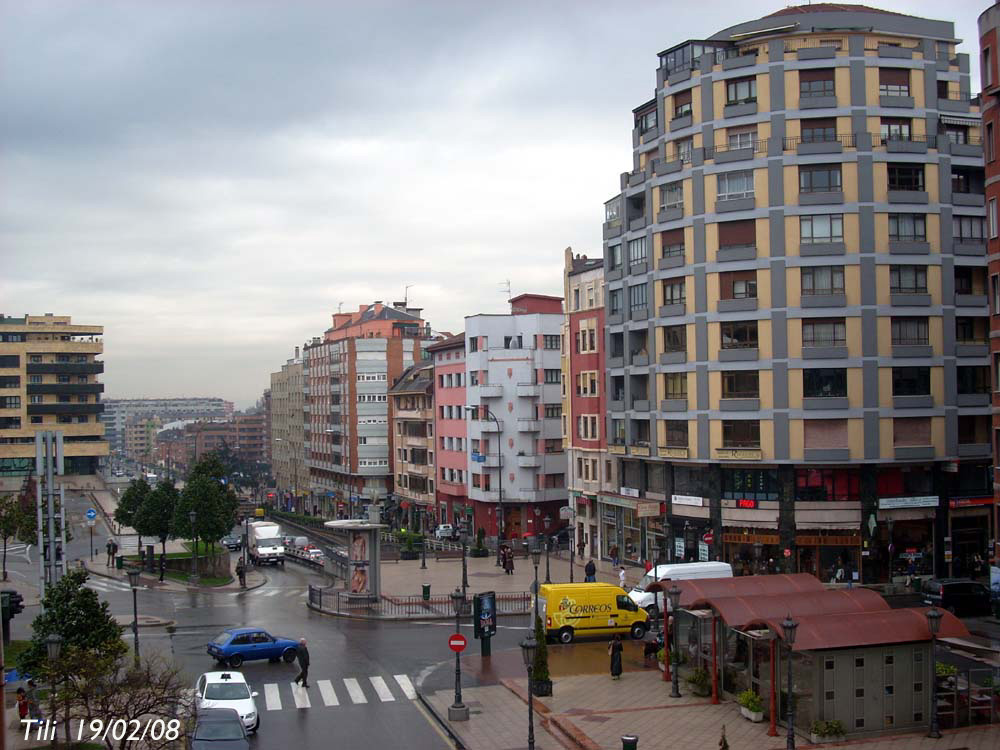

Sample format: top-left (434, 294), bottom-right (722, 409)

top-left (628, 561), bottom-right (733, 617)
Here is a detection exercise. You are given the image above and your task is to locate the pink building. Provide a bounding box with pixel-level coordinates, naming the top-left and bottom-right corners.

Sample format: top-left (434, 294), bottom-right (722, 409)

top-left (426, 334), bottom-right (470, 529)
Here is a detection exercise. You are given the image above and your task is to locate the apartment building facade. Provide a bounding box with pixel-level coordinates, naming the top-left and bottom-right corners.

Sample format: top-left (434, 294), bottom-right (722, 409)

top-left (124, 416), bottom-right (161, 464)
top-left (427, 334), bottom-right (470, 530)
top-left (0, 313), bottom-right (107, 485)
top-left (102, 397), bottom-right (233, 453)
top-left (270, 350), bottom-right (307, 510)
top-left (561, 249), bottom-right (617, 559)
top-left (464, 295), bottom-right (567, 541)
top-left (389, 360), bottom-right (435, 529)
top-left (601, 5), bottom-right (989, 581)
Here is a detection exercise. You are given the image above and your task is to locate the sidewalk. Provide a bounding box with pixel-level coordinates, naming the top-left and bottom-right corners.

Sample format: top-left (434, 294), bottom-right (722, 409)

top-left (82, 552), bottom-right (265, 593)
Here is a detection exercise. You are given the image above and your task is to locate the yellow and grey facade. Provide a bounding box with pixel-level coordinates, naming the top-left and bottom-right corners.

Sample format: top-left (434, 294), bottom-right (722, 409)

top-left (0, 313), bottom-right (108, 482)
top-left (602, 5), bottom-right (989, 583)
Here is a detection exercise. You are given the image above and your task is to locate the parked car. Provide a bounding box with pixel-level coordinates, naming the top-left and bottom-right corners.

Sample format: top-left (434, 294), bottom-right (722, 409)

top-left (922, 578), bottom-right (992, 617)
top-left (434, 524), bottom-right (455, 540)
top-left (194, 671), bottom-right (259, 732)
top-left (220, 536), bottom-right (241, 551)
top-left (207, 628), bottom-right (298, 668)
top-left (188, 708), bottom-right (248, 750)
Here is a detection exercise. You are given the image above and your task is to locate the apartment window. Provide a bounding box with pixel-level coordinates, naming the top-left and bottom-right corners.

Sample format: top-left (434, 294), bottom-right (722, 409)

top-left (576, 371), bottom-right (598, 396)
top-left (880, 117), bottom-right (911, 142)
top-left (988, 122), bottom-right (995, 162)
top-left (802, 318), bottom-right (846, 348)
top-left (660, 182), bottom-right (683, 210)
top-left (889, 265), bottom-right (927, 294)
top-left (661, 280), bottom-right (686, 306)
top-left (717, 170), bottom-right (754, 201)
top-left (663, 373), bottom-right (688, 398)
top-left (609, 243), bottom-right (623, 269)
top-left (540, 369), bottom-right (560, 385)
top-left (636, 108), bottom-right (657, 134)
top-left (628, 237), bottom-right (647, 265)
top-left (673, 89), bottom-right (692, 119)
top-left (0, 396), bottom-right (21, 409)
top-left (721, 321), bottom-right (758, 349)
top-left (888, 214), bottom-right (926, 241)
top-left (799, 69), bottom-right (835, 98)
top-left (991, 199), bottom-right (999, 239)
top-left (28, 376), bottom-right (41, 384)
top-left (952, 166), bottom-right (984, 195)
top-left (29, 395), bottom-right (42, 404)
top-left (30, 416), bottom-right (42, 425)
top-left (726, 76), bottom-right (756, 104)
top-left (544, 404), bottom-right (562, 418)
top-left (543, 335), bottom-right (560, 350)
top-left (572, 288), bottom-right (580, 311)
top-left (722, 370), bottom-right (759, 398)
top-left (800, 214), bottom-right (843, 244)
top-left (799, 164), bottom-right (842, 193)
top-left (718, 219), bottom-right (755, 248)
top-left (801, 266), bottom-right (845, 295)
top-left (662, 325), bottom-right (686, 352)
top-left (891, 317), bottom-right (929, 345)
top-left (577, 415), bottom-right (599, 440)
top-left (892, 367), bottom-right (931, 396)
top-left (727, 126), bottom-right (757, 150)
top-left (957, 366), bottom-right (990, 395)
top-left (887, 164), bottom-right (924, 191)
top-left (796, 468), bottom-right (861, 502)
top-left (954, 216), bottom-right (985, 241)
top-left (628, 283), bottom-right (647, 312)
top-left (675, 137), bottom-right (694, 163)
top-left (983, 47), bottom-right (992, 88)
top-left (609, 288), bottom-right (624, 315)
top-left (720, 270), bottom-right (757, 299)
top-left (801, 117), bottom-right (836, 143)
top-left (503, 335), bottom-right (523, 349)
top-left (0, 377), bottom-right (19, 389)
top-left (803, 368), bottom-right (847, 398)
top-left (722, 420), bottom-right (760, 448)
top-left (945, 126), bottom-right (968, 145)
top-left (469, 371), bottom-right (479, 386)
top-left (878, 68), bottom-right (910, 97)
top-left (661, 228), bottom-right (684, 258)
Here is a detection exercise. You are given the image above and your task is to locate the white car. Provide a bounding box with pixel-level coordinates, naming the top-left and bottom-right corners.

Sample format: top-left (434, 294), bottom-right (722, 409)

top-left (434, 524), bottom-right (454, 540)
top-left (195, 671), bottom-right (259, 732)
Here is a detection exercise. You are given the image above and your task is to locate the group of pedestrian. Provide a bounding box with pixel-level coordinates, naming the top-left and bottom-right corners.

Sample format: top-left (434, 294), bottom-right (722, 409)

top-left (16, 680), bottom-right (43, 726)
top-left (500, 545), bottom-right (515, 574)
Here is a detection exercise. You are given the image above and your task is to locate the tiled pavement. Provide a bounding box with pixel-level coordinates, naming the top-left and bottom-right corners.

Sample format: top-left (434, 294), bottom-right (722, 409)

top-left (425, 685), bottom-right (565, 750)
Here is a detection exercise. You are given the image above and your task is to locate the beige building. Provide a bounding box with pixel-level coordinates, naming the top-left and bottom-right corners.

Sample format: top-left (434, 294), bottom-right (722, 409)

top-left (270, 348), bottom-right (307, 509)
top-left (389, 360), bottom-right (435, 529)
top-left (124, 416), bottom-right (161, 465)
top-left (0, 313), bottom-right (108, 485)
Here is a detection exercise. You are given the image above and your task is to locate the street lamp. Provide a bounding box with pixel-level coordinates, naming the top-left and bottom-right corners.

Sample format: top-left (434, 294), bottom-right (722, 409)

top-left (420, 509), bottom-right (427, 570)
top-left (45, 633), bottom-right (63, 745)
top-left (530, 540), bottom-right (542, 622)
top-left (448, 588), bottom-right (469, 721)
top-left (189, 510), bottom-right (198, 585)
top-left (782, 615), bottom-right (799, 750)
top-left (520, 633), bottom-right (538, 750)
top-left (460, 524), bottom-right (469, 600)
top-left (127, 567), bottom-right (141, 669)
top-left (467, 405), bottom-right (504, 567)
top-left (543, 515), bottom-right (552, 584)
top-left (667, 585), bottom-right (682, 698)
top-left (926, 608), bottom-right (942, 739)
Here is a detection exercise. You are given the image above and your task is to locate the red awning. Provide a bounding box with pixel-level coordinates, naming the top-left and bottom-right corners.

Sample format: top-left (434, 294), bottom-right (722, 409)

top-left (702, 588), bottom-right (888, 630)
top-left (766, 608), bottom-right (970, 651)
top-left (644, 573), bottom-right (825, 608)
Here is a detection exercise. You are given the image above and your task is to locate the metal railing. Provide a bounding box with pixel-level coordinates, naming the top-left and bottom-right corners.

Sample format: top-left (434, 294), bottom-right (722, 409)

top-left (783, 39), bottom-right (843, 53)
top-left (782, 134), bottom-right (857, 149)
top-left (308, 586), bottom-right (531, 619)
top-left (704, 138), bottom-right (769, 159)
top-left (872, 133), bottom-right (938, 147)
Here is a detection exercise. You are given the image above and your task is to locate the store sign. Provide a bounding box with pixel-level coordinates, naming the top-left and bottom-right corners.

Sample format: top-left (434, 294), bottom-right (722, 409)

top-left (698, 541), bottom-right (709, 562)
top-left (621, 487), bottom-right (640, 499)
top-left (878, 496), bottom-right (939, 510)
top-left (949, 497), bottom-right (994, 508)
top-left (675, 538), bottom-right (685, 557)
top-left (672, 494), bottom-right (704, 507)
top-left (715, 449), bottom-right (762, 460)
top-left (636, 502), bottom-right (660, 518)
top-left (735, 498), bottom-right (758, 510)
top-left (603, 509), bottom-right (617, 524)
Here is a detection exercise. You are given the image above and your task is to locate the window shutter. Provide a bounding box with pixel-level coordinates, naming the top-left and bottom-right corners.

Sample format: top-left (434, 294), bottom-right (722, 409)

top-left (718, 219), bottom-right (756, 248)
top-left (799, 68), bottom-right (835, 82)
top-left (879, 68), bottom-right (910, 85)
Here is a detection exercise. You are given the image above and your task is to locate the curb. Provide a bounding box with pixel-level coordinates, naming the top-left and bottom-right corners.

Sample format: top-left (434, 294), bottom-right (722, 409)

top-left (415, 692), bottom-right (465, 750)
top-left (499, 678), bottom-right (603, 750)
top-left (305, 598), bottom-right (531, 622)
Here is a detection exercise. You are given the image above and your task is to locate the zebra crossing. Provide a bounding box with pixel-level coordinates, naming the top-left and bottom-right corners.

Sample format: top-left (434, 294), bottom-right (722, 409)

top-left (258, 674), bottom-right (416, 711)
top-left (84, 577), bottom-right (136, 593)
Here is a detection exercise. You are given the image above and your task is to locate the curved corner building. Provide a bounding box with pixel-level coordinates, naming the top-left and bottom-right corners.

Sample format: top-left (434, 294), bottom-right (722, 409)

top-left (598, 4), bottom-right (990, 584)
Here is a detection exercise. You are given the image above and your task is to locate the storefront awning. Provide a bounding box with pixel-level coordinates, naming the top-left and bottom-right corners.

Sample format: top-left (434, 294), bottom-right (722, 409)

top-left (701, 588), bottom-right (888, 630)
top-left (644, 572), bottom-right (824, 607)
top-left (765, 608), bottom-right (970, 651)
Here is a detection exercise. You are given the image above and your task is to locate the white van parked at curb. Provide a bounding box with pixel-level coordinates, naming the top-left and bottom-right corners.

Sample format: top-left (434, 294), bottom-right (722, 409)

top-left (628, 561), bottom-right (733, 617)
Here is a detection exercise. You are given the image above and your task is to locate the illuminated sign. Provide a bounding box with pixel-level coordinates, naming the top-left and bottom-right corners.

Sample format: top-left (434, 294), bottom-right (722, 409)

top-left (735, 498), bottom-right (758, 510)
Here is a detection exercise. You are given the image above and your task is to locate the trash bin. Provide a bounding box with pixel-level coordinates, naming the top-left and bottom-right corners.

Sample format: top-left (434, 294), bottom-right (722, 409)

top-left (422, 584), bottom-right (431, 601)
top-left (621, 735), bottom-right (639, 750)
top-left (115, 554), bottom-right (124, 570)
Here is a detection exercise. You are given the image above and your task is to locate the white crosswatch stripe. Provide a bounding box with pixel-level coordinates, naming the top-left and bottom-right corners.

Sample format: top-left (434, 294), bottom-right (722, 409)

top-left (290, 682), bottom-right (311, 708)
top-left (264, 683), bottom-right (282, 711)
top-left (317, 679), bottom-right (338, 706)
top-left (342, 678), bottom-right (367, 704)
top-left (393, 674), bottom-right (416, 700)
top-left (369, 676), bottom-right (394, 702)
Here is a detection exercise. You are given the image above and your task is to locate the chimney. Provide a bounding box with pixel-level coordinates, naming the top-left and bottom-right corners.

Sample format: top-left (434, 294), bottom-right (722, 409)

top-left (294, 346), bottom-right (300, 359)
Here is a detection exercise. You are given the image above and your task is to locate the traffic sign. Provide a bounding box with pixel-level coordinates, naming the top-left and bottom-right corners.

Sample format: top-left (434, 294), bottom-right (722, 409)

top-left (86, 508), bottom-right (97, 520)
top-left (702, 530), bottom-right (714, 544)
top-left (448, 634), bottom-right (467, 653)
top-left (87, 519), bottom-right (96, 527)
top-left (559, 506), bottom-right (575, 520)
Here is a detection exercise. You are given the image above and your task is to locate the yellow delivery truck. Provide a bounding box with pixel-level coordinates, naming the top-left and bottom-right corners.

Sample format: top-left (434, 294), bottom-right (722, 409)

top-left (538, 583), bottom-right (649, 644)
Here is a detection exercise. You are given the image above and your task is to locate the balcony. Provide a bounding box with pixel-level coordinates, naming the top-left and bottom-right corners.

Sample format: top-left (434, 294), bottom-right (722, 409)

top-left (784, 134), bottom-right (856, 155)
top-left (609, 441), bottom-right (627, 455)
top-left (517, 419), bottom-right (542, 432)
top-left (516, 453), bottom-right (541, 468)
top-left (478, 384), bottom-right (503, 398)
top-left (629, 443), bottom-right (651, 457)
top-left (482, 453), bottom-right (502, 468)
top-left (27, 403), bottom-right (105, 415)
top-left (26, 384), bottom-right (104, 395)
top-left (478, 420), bottom-right (503, 433)
top-left (519, 488), bottom-right (541, 502)
top-left (26, 362), bottom-right (104, 375)
top-left (516, 383), bottom-right (541, 397)
top-left (958, 443), bottom-right (991, 458)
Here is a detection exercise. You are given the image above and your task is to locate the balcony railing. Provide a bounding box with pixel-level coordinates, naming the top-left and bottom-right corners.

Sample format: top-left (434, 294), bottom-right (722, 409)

top-left (720, 340), bottom-right (759, 350)
top-left (891, 338), bottom-right (930, 346)
top-left (782, 134), bottom-right (856, 149)
top-left (721, 440), bottom-right (761, 449)
top-left (872, 133), bottom-right (938, 147)
top-left (704, 139), bottom-right (769, 159)
top-left (722, 391), bottom-right (759, 399)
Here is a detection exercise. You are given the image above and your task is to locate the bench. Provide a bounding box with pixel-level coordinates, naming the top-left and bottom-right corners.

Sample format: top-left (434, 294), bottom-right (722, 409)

top-left (382, 548), bottom-right (401, 563)
top-left (434, 549), bottom-right (464, 562)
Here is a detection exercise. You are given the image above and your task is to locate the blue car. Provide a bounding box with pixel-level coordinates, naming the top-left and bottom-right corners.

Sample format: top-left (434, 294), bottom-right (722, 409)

top-left (207, 628), bottom-right (299, 668)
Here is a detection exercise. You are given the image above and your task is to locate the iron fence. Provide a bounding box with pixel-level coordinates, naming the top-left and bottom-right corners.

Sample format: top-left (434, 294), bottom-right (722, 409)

top-left (307, 586), bottom-right (532, 619)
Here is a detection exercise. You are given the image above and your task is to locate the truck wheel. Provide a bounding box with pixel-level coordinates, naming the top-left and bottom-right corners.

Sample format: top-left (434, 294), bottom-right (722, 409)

top-left (282, 648), bottom-right (297, 663)
top-left (630, 622), bottom-right (647, 640)
top-left (558, 627), bottom-right (575, 644)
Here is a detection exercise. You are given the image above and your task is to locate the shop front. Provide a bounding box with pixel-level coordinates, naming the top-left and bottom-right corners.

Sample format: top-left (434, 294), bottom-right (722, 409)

top-left (947, 496), bottom-right (995, 580)
top-left (876, 495), bottom-right (939, 583)
top-left (669, 493), bottom-right (711, 563)
top-left (795, 532), bottom-right (862, 584)
top-left (570, 492), bottom-right (597, 558)
top-left (721, 497), bottom-right (780, 575)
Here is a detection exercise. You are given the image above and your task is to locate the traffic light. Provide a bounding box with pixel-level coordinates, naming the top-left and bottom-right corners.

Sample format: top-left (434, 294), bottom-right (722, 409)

top-left (7, 591), bottom-right (24, 616)
top-left (1, 589), bottom-right (24, 646)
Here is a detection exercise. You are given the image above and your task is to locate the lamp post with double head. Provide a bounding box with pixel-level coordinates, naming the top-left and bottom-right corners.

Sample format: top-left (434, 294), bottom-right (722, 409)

top-left (45, 633), bottom-right (63, 745)
top-left (189, 510), bottom-right (198, 585)
top-left (543, 515), bottom-right (552, 584)
top-left (925, 608), bottom-right (942, 739)
top-left (520, 633), bottom-right (538, 750)
top-left (127, 567), bottom-right (141, 669)
top-left (668, 585), bottom-right (682, 698)
top-left (782, 615), bottom-right (799, 750)
top-left (448, 588), bottom-right (469, 721)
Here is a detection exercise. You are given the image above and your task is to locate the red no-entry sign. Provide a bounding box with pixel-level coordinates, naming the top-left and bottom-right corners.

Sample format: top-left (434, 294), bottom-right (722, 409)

top-left (448, 634), bottom-right (467, 653)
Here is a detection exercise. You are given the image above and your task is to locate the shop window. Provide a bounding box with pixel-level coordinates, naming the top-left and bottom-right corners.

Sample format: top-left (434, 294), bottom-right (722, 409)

top-left (955, 462), bottom-right (991, 494)
top-left (796, 469), bottom-right (861, 502)
top-left (877, 465), bottom-right (933, 494)
top-left (721, 468), bottom-right (779, 500)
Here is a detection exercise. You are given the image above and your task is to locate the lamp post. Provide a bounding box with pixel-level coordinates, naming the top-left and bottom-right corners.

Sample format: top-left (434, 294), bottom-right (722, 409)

top-left (530, 541), bottom-right (542, 623)
top-left (782, 615), bottom-right (799, 750)
top-left (460, 525), bottom-right (468, 600)
top-left (543, 515), bottom-right (552, 584)
top-left (668, 585), bottom-right (682, 698)
top-left (127, 567), bottom-right (141, 669)
top-left (467, 406), bottom-right (504, 567)
top-left (520, 633), bottom-right (538, 750)
top-left (448, 588), bottom-right (469, 721)
top-left (45, 633), bottom-right (63, 746)
top-left (189, 510), bottom-right (198, 585)
top-left (926, 608), bottom-right (942, 739)
top-left (420, 509), bottom-right (428, 570)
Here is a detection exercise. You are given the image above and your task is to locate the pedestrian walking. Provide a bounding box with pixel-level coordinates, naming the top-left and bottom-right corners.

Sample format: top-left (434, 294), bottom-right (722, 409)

top-left (644, 559), bottom-right (653, 574)
top-left (618, 566), bottom-right (626, 588)
top-left (26, 680), bottom-right (43, 724)
top-left (16, 688), bottom-right (29, 725)
top-left (577, 540), bottom-right (585, 559)
top-left (609, 545), bottom-right (619, 567)
top-left (608, 634), bottom-right (624, 680)
top-left (584, 559), bottom-right (597, 583)
top-left (293, 638), bottom-right (310, 688)
top-left (105, 537), bottom-right (116, 567)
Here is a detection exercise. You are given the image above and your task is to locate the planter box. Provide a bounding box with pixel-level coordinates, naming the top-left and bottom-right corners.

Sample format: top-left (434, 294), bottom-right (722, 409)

top-left (469, 547), bottom-right (490, 558)
top-left (740, 706), bottom-right (764, 723)
top-left (399, 550), bottom-right (420, 560)
top-left (809, 734), bottom-right (844, 745)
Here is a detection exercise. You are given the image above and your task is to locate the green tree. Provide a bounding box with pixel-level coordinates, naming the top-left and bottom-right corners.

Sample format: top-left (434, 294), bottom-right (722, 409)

top-left (174, 456), bottom-right (239, 567)
top-left (0, 494), bottom-right (36, 581)
top-left (133, 480), bottom-right (179, 556)
top-left (532, 614), bottom-right (550, 682)
top-left (115, 477), bottom-right (151, 548)
top-left (18, 568), bottom-right (126, 678)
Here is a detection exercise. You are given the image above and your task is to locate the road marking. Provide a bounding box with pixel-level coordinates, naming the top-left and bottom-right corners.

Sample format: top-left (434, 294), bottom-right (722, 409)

top-left (290, 682), bottom-right (311, 709)
top-left (262, 590), bottom-right (281, 597)
top-left (264, 684), bottom-right (282, 711)
top-left (393, 674), bottom-right (416, 700)
top-left (369, 676), bottom-right (394, 702)
top-left (343, 677), bottom-right (367, 704)
top-left (317, 679), bottom-right (339, 706)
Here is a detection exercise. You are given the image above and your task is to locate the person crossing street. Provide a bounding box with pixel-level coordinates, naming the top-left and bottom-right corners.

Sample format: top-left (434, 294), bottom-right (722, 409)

top-left (293, 638), bottom-right (310, 688)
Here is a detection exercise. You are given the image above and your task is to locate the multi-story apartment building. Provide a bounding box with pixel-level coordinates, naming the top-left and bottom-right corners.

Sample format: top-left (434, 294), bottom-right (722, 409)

top-left (304, 302), bottom-right (428, 519)
top-left (124, 416), bottom-right (161, 465)
top-left (261, 388), bottom-right (272, 466)
top-left (270, 349), bottom-right (307, 511)
top-left (561, 249), bottom-right (616, 560)
top-left (102, 397), bottom-right (232, 453)
top-left (0, 313), bottom-right (107, 486)
top-left (389, 360), bottom-right (435, 530)
top-left (427, 334), bottom-right (470, 530)
top-left (187, 421), bottom-right (236, 463)
top-left (464, 295), bottom-right (567, 541)
top-left (979, 4), bottom-right (1000, 575)
top-left (233, 413), bottom-right (267, 463)
top-left (601, 5), bottom-right (988, 581)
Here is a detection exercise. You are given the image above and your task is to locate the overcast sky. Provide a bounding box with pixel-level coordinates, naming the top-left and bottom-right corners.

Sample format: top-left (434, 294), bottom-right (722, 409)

top-left (0, 1), bottom-right (982, 407)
